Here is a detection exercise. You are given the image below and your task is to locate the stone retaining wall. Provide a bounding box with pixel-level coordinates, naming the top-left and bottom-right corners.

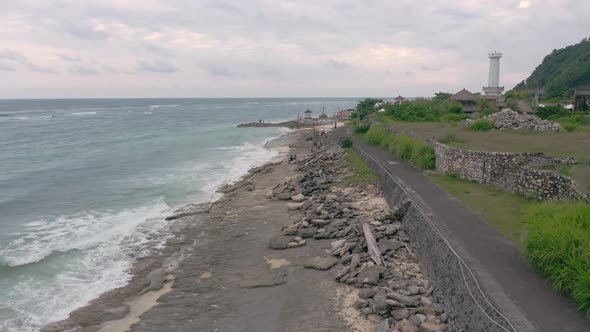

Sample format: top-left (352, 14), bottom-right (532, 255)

top-left (374, 122), bottom-right (586, 202)
top-left (433, 142), bottom-right (585, 201)
top-left (354, 145), bottom-right (519, 332)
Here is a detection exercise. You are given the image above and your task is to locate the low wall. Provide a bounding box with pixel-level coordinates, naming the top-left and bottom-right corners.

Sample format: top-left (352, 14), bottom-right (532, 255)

top-left (434, 142), bottom-right (585, 201)
top-left (354, 145), bottom-right (519, 332)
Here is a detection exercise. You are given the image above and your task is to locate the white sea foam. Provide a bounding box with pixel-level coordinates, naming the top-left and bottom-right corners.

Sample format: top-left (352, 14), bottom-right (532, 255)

top-left (71, 112), bottom-right (96, 116)
top-left (0, 199), bottom-right (170, 332)
top-left (148, 104), bottom-right (179, 108)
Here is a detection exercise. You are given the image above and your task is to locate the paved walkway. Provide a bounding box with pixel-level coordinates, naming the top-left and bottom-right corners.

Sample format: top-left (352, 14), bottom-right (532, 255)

top-left (348, 131), bottom-right (588, 332)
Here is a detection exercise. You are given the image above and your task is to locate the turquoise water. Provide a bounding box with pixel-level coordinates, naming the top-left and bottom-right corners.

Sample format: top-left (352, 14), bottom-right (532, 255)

top-left (0, 98), bottom-right (358, 331)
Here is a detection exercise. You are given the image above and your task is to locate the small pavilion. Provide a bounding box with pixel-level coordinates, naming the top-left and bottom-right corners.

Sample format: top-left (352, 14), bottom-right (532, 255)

top-left (304, 109), bottom-right (313, 119)
top-left (394, 95), bottom-right (406, 104)
top-left (574, 86), bottom-right (590, 111)
top-left (450, 88), bottom-right (481, 115)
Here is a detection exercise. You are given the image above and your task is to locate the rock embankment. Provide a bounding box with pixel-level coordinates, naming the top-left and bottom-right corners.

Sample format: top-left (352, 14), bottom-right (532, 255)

top-left (267, 137), bottom-right (450, 331)
top-left (475, 108), bottom-right (564, 131)
top-left (238, 119), bottom-right (335, 129)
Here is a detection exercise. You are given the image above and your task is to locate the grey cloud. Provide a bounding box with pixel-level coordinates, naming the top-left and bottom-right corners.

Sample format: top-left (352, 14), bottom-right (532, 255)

top-left (61, 20), bottom-right (109, 40)
top-left (58, 54), bottom-right (82, 62)
top-left (0, 48), bottom-right (56, 73)
top-left (200, 62), bottom-right (234, 77)
top-left (70, 66), bottom-right (99, 75)
top-left (326, 59), bottom-right (350, 69)
top-left (0, 63), bottom-right (15, 71)
top-left (137, 60), bottom-right (177, 73)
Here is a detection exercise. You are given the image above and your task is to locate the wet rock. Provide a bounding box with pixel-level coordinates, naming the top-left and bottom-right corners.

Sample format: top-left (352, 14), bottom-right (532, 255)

top-left (387, 291), bottom-right (420, 307)
top-left (358, 265), bottom-right (380, 285)
top-left (378, 239), bottom-right (404, 254)
top-left (291, 193), bottom-right (306, 202)
top-left (358, 288), bottom-right (376, 299)
top-left (392, 308), bottom-right (410, 320)
top-left (310, 219), bottom-right (328, 227)
top-left (239, 268), bottom-right (288, 288)
top-left (268, 236), bottom-right (292, 249)
top-left (297, 227), bottom-right (317, 238)
top-left (287, 202), bottom-right (304, 210)
top-left (301, 256), bottom-right (339, 270)
top-left (419, 322), bottom-right (444, 332)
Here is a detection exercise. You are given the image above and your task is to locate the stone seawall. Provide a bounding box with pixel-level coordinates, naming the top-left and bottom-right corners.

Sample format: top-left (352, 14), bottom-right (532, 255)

top-left (354, 145), bottom-right (519, 332)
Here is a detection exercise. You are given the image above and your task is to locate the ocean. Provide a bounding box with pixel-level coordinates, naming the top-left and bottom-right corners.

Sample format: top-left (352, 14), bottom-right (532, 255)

top-left (0, 98), bottom-right (358, 332)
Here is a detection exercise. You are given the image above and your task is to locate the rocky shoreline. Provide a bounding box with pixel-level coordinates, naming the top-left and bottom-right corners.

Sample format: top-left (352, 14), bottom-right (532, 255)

top-left (42, 128), bottom-right (449, 332)
top-left (237, 118), bottom-right (337, 129)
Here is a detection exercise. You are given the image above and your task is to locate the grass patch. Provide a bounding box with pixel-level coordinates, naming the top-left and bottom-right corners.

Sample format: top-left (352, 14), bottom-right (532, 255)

top-left (363, 126), bottom-right (435, 169)
top-left (438, 131), bottom-right (466, 144)
top-left (469, 119), bottom-right (494, 131)
top-left (523, 202), bottom-right (590, 316)
top-left (429, 174), bottom-right (533, 245)
top-left (343, 147), bottom-right (378, 185)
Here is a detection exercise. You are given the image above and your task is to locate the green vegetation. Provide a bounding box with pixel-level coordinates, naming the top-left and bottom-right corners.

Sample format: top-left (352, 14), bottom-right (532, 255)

top-left (356, 98), bottom-right (383, 120)
top-left (535, 105), bottom-right (590, 132)
top-left (343, 147), bottom-right (378, 185)
top-left (363, 126), bottom-right (435, 169)
top-left (511, 38), bottom-right (590, 99)
top-left (468, 119), bottom-right (494, 131)
top-left (354, 124), bottom-right (371, 134)
top-left (523, 202), bottom-right (590, 316)
top-left (429, 174), bottom-right (533, 244)
top-left (381, 96), bottom-right (470, 123)
top-left (340, 137), bottom-right (353, 148)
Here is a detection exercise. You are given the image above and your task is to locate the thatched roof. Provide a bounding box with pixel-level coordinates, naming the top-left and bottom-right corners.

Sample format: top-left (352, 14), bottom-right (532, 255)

top-left (304, 109), bottom-right (312, 113)
top-left (450, 88), bottom-right (480, 102)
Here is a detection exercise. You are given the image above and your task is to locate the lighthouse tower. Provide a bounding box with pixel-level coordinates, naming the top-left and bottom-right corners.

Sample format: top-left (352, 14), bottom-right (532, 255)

top-left (483, 52), bottom-right (504, 97)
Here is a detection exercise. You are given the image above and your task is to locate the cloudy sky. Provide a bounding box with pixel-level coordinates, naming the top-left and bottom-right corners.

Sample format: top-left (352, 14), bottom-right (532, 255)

top-left (0, 0), bottom-right (588, 98)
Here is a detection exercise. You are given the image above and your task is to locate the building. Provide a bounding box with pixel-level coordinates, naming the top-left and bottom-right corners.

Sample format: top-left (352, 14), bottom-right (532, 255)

top-left (394, 95), bottom-right (406, 104)
top-left (574, 86), bottom-right (590, 111)
top-left (450, 88), bottom-right (481, 115)
top-left (304, 109), bottom-right (313, 119)
top-left (336, 109), bottom-right (354, 118)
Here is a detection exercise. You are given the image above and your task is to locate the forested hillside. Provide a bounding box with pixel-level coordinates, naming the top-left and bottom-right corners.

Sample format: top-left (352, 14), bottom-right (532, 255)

top-left (511, 38), bottom-right (590, 99)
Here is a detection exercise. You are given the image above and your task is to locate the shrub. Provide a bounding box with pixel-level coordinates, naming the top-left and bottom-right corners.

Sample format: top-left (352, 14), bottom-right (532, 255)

top-left (340, 138), bottom-right (353, 148)
top-left (354, 124), bottom-right (371, 134)
top-left (563, 123), bottom-right (578, 132)
top-left (469, 119), bottom-right (494, 131)
top-left (447, 102), bottom-right (463, 114)
top-left (523, 202), bottom-right (590, 317)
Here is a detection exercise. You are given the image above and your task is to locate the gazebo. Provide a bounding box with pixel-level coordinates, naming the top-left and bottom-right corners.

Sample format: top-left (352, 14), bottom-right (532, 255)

top-left (394, 95), bottom-right (406, 104)
top-left (449, 88), bottom-right (481, 114)
top-left (304, 109), bottom-right (312, 119)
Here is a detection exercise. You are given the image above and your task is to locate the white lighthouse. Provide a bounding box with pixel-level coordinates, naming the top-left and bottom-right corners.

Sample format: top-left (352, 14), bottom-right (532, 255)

top-left (483, 52), bottom-right (504, 97)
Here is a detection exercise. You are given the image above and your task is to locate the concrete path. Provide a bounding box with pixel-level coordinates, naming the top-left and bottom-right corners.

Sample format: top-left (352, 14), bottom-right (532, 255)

top-left (349, 131), bottom-right (588, 332)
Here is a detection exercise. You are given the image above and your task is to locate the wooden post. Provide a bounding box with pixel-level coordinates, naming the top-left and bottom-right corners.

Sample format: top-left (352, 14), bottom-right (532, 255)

top-left (362, 223), bottom-right (383, 266)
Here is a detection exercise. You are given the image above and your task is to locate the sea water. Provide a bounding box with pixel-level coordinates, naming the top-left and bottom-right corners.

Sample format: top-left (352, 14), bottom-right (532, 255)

top-left (0, 98), bottom-right (358, 331)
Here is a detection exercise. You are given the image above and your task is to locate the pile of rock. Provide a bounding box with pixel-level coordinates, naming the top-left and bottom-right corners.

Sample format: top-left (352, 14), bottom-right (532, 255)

top-left (480, 108), bottom-right (564, 131)
top-left (267, 137), bottom-right (449, 331)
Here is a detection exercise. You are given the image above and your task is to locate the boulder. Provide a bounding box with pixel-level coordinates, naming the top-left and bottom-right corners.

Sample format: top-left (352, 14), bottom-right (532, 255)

top-left (302, 256), bottom-right (339, 270)
top-left (358, 265), bottom-right (380, 285)
top-left (291, 193), bottom-right (306, 202)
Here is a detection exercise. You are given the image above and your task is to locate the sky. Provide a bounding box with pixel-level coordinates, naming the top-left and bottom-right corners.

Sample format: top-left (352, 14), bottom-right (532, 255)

top-left (0, 0), bottom-right (589, 98)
